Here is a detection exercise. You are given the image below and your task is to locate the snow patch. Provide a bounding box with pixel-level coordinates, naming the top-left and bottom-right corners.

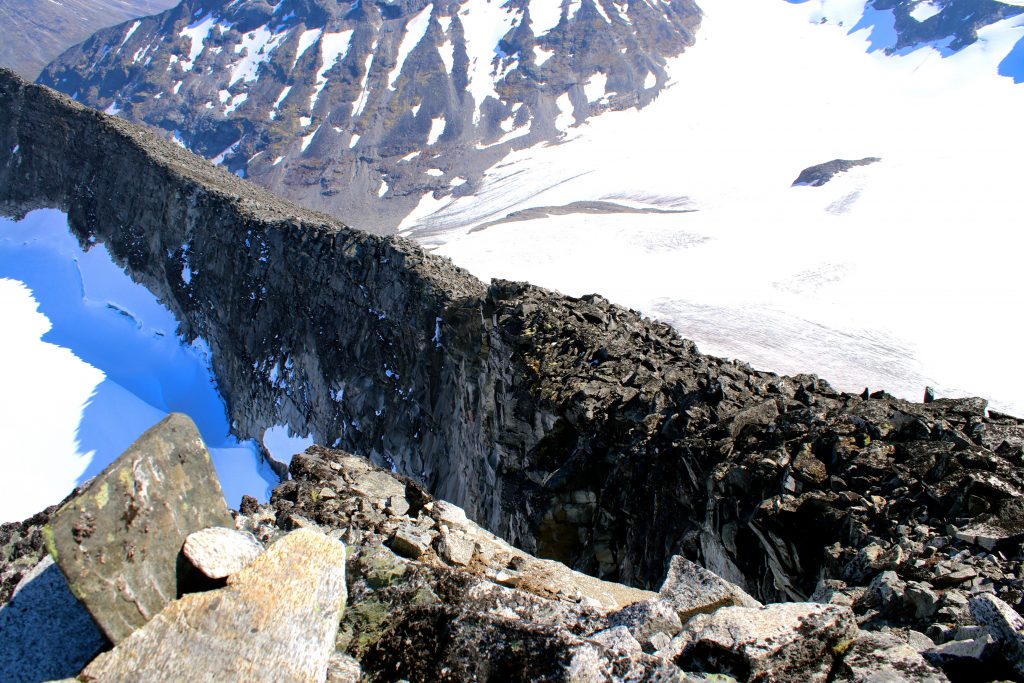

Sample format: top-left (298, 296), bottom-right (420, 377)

top-left (261, 425), bottom-right (313, 467)
top-left (427, 116), bottom-right (446, 145)
top-left (390, 4), bottom-right (434, 89)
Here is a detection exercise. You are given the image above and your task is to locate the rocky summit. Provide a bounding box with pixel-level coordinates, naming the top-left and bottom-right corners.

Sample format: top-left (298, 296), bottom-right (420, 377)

top-left (38, 0), bottom-right (700, 233)
top-left (1, 51), bottom-right (1024, 682)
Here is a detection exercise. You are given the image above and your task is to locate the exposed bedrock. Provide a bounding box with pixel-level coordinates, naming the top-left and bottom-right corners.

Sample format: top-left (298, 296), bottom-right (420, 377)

top-left (1, 70), bottom-right (1022, 629)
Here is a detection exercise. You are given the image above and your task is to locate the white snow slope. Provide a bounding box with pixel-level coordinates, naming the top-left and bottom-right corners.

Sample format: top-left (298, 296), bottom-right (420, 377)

top-left (402, 0), bottom-right (1024, 417)
top-left (0, 210), bottom-right (277, 522)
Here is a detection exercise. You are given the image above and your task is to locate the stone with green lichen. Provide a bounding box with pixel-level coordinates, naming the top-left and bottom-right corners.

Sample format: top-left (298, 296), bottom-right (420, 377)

top-left (46, 413), bottom-right (233, 643)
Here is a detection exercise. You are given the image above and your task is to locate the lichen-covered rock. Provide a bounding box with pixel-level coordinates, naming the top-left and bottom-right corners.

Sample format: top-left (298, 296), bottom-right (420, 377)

top-left (80, 528), bottom-right (347, 683)
top-left (969, 593), bottom-right (1024, 677)
top-left (658, 556), bottom-right (761, 622)
top-left (46, 413), bottom-right (233, 643)
top-left (671, 603), bottom-right (859, 682)
top-left (831, 631), bottom-right (948, 683)
top-left (609, 599), bottom-right (684, 650)
top-left (183, 527), bottom-right (264, 579)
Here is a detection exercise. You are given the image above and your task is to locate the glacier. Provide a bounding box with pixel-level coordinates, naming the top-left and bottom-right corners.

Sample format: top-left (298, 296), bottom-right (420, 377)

top-left (403, 0), bottom-right (1024, 417)
top-left (0, 210), bottom-right (277, 522)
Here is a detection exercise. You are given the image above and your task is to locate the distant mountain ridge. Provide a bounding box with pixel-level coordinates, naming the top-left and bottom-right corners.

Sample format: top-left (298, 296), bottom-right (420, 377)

top-left (0, 0), bottom-right (178, 80)
top-left (40, 0), bottom-right (701, 233)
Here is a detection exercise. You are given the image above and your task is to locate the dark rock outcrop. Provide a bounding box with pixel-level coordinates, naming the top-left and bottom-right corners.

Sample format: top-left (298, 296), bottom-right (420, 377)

top-left (2, 70), bottom-right (1024, 680)
top-left (792, 157), bottom-right (881, 187)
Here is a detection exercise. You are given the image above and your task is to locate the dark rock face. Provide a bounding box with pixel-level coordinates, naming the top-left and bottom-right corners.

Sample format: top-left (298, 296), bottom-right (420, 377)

top-left (0, 0), bottom-right (177, 80)
top-left (2, 71), bottom-right (1024, 681)
top-left (872, 0), bottom-right (1023, 54)
top-left (792, 157), bottom-right (881, 187)
top-left (38, 0), bottom-right (701, 233)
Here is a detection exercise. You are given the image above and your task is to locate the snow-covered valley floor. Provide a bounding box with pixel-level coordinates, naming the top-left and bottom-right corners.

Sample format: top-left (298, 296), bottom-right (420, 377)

top-left (404, 0), bottom-right (1024, 417)
top-left (0, 210), bottom-right (280, 522)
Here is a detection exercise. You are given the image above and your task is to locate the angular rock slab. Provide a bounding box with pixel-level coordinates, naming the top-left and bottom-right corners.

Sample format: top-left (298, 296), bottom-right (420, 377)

top-left (0, 556), bottom-right (107, 683)
top-left (658, 555), bottom-right (761, 621)
top-left (183, 527), bottom-right (264, 579)
top-left (672, 603), bottom-right (858, 683)
top-left (80, 528), bottom-right (347, 683)
top-left (46, 413), bottom-right (233, 643)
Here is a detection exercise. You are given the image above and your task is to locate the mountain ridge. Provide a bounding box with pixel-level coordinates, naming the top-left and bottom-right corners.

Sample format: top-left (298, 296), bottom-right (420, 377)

top-left (39, 0), bottom-right (701, 234)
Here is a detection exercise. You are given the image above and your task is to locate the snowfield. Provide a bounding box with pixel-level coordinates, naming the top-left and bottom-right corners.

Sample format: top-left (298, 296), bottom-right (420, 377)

top-left (402, 0), bottom-right (1024, 416)
top-left (0, 210), bottom-right (277, 522)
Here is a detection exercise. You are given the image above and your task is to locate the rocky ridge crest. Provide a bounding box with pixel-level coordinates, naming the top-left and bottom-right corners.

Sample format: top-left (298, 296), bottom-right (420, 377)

top-left (39, 0), bottom-right (700, 233)
top-left (1, 70), bottom-right (1024, 680)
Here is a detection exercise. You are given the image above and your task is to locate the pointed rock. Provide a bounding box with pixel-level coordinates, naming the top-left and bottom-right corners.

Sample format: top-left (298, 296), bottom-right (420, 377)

top-left (46, 414), bottom-right (233, 643)
top-left (658, 555), bottom-right (761, 622)
top-left (80, 528), bottom-right (347, 683)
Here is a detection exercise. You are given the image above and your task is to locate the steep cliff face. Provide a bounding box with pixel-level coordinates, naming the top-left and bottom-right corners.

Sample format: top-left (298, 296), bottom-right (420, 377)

top-left (38, 0), bottom-right (700, 233)
top-left (2, 72), bottom-right (1023, 627)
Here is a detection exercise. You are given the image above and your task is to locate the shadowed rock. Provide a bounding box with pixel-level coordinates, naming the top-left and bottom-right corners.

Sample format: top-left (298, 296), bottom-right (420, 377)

top-left (46, 413), bottom-right (233, 643)
top-left (671, 603), bottom-right (859, 682)
top-left (791, 158), bottom-right (881, 187)
top-left (0, 556), bottom-right (107, 683)
top-left (80, 528), bottom-right (347, 683)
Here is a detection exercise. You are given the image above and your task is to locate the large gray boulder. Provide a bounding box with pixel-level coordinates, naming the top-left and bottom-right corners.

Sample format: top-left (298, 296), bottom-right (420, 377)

top-left (658, 556), bottom-right (761, 622)
top-left (45, 413), bottom-right (234, 643)
top-left (80, 528), bottom-right (347, 683)
top-left (0, 556), bottom-right (107, 682)
top-left (672, 602), bottom-right (858, 682)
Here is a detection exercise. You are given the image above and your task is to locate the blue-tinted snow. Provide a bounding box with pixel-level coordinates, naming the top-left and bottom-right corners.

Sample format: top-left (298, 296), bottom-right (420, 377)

top-left (0, 209), bottom-right (277, 519)
top-left (261, 424), bottom-right (314, 466)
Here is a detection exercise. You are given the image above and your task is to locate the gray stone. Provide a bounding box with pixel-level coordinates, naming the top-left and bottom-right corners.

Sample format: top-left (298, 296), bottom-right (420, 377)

top-left (46, 414), bottom-right (234, 643)
top-left (80, 529), bottom-right (347, 682)
top-left (832, 631), bottom-right (948, 682)
top-left (869, 570), bottom-right (907, 609)
top-left (437, 531), bottom-right (475, 567)
top-left (389, 523), bottom-right (432, 559)
top-left (923, 634), bottom-right (997, 669)
top-left (590, 625), bottom-right (644, 655)
top-left (906, 582), bottom-right (940, 619)
top-left (673, 602), bottom-right (858, 683)
top-left (325, 652), bottom-right (361, 683)
top-left (183, 527), bottom-right (264, 579)
top-left (609, 598), bottom-right (684, 649)
top-left (658, 555), bottom-right (761, 622)
top-left (969, 592), bottom-right (1024, 676)
top-left (0, 556), bottom-right (108, 683)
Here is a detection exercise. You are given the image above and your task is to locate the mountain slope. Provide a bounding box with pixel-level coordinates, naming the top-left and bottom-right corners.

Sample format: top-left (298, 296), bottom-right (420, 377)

top-left (0, 0), bottom-right (178, 80)
top-left (39, 0), bottom-right (700, 233)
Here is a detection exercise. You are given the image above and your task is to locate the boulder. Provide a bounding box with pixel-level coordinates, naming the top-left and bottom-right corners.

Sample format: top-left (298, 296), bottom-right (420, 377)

top-left (45, 414), bottom-right (233, 643)
top-left (658, 556), bottom-right (761, 622)
top-left (672, 603), bottom-right (858, 682)
top-left (969, 593), bottom-right (1024, 677)
top-left (0, 556), bottom-right (107, 682)
top-left (183, 527), bottom-right (264, 579)
top-left (80, 529), bottom-right (347, 682)
top-left (609, 598), bottom-right (684, 650)
top-left (831, 631), bottom-right (948, 682)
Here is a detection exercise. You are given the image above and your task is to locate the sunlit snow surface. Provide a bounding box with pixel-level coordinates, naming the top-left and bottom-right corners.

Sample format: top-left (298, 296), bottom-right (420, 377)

top-left (404, 0), bottom-right (1024, 417)
top-left (0, 210), bottom-right (277, 522)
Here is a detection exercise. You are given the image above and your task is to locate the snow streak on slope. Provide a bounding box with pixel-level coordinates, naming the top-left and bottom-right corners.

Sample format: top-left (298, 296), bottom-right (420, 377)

top-left (0, 210), bottom-right (278, 521)
top-left (407, 0), bottom-right (1024, 416)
